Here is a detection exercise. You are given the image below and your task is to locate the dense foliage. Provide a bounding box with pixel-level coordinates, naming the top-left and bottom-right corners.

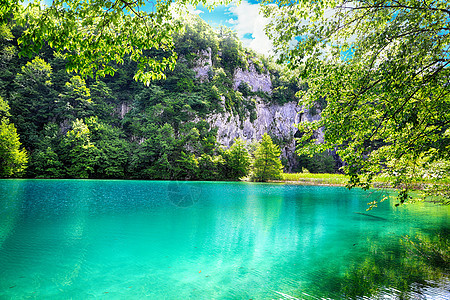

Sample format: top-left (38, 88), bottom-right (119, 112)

top-left (0, 14), bottom-right (288, 181)
top-left (262, 0), bottom-right (450, 201)
top-left (223, 138), bottom-right (252, 180)
top-left (0, 0), bottom-right (232, 85)
top-left (0, 94), bottom-right (28, 176)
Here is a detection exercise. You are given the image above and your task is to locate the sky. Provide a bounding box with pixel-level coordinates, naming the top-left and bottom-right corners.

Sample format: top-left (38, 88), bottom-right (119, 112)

top-left (36, 0), bottom-right (273, 56)
top-left (184, 1), bottom-right (273, 56)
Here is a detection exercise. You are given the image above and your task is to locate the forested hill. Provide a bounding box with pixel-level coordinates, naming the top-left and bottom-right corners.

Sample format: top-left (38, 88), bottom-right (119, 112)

top-left (0, 15), bottom-right (335, 179)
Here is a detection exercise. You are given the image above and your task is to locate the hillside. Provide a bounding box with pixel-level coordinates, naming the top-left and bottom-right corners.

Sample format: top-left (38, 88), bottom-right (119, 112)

top-left (0, 16), bottom-right (335, 179)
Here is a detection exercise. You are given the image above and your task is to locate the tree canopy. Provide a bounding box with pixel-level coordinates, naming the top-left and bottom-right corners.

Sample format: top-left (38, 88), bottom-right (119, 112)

top-left (0, 12), bottom-right (291, 180)
top-left (0, 0), bottom-right (230, 85)
top-left (0, 96), bottom-right (28, 177)
top-left (262, 0), bottom-right (450, 202)
top-left (223, 138), bottom-right (251, 180)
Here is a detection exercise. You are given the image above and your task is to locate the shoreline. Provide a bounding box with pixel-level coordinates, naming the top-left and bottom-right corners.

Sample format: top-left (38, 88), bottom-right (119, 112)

top-left (268, 179), bottom-right (347, 187)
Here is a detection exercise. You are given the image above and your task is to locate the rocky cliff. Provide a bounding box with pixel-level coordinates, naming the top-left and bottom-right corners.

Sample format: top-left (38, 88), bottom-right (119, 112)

top-left (188, 48), bottom-right (322, 171)
top-left (233, 63), bottom-right (272, 93)
top-left (207, 99), bottom-right (302, 171)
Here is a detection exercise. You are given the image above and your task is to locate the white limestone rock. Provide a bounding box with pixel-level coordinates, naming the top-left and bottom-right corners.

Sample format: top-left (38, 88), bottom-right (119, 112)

top-left (233, 63), bottom-right (272, 93)
top-left (117, 102), bottom-right (132, 119)
top-left (206, 98), bottom-right (302, 171)
top-left (192, 48), bottom-right (213, 83)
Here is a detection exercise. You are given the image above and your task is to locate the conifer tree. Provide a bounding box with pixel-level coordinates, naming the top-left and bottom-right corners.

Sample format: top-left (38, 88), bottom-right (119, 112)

top-left (60, 118), bottom-right (99, 179)
top-left (252, 133), bottom-right (283, 182)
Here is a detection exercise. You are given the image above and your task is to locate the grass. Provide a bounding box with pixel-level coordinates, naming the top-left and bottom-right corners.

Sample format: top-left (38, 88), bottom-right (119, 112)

top-left (278, 172), bottom-right (450, 188)
top-left (278, 173), bottom-right (449, 205)
top-left (279, 173), bottom-right (349, 185)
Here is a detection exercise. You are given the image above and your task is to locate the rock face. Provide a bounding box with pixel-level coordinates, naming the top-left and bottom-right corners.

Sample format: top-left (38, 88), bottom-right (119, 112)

top-left (233, 63), bottom-right (272, 93)
top-left (206, 99), bottom-right (303, 172)
top-left (192, 54), bottom-right (325, 171)
top-left (192, 48), bottom-right (213, 83)
top-left (116, 102), bottom-right (132, 119)
top-left (122, 52), bottom-right (324, 171)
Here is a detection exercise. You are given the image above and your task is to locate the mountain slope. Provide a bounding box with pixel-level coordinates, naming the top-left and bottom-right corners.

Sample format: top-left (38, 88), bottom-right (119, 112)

top-left (0, 15), bottom-right (334, 179)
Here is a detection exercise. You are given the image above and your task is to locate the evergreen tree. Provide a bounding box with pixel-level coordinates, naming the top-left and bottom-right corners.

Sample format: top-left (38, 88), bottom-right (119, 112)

top-left (252, 133), bottom-right (283, 182)
top-left (29, 146), bottom-right (63, 178)
top-left (0, 96), bottom-right (10, 119)
top-left (60, 118), bottom-right (99, 179)
top-left (85, 117), bottom-right (130, 178)
top-left (175, 152), bottom-right (198, 180)
top-left (56, 75), bottom-right (94, 122)
top-left (10, 56), bottom-right (55, 150)
top-left (198, 154), bottom-right (225, 180)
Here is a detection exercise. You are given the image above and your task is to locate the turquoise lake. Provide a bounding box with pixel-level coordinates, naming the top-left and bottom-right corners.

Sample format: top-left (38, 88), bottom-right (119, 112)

top-left (0, 180), bottom-right (449, 299)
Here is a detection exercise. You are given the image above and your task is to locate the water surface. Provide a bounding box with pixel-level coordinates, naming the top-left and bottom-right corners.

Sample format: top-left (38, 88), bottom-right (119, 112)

top-left (0, 180), bottom-right (449, 299)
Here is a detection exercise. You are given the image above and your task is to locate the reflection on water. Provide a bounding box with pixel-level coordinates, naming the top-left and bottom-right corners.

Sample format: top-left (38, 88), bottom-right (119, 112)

top-left (0, 181), bottom-right (24, 247)
top-left (340, 230), bottom-right (450, 299)
top-left (0, 180), bottom-right (448, 299)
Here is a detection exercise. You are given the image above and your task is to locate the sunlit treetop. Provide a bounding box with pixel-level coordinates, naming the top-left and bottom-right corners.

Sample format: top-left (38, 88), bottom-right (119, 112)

top-left (261, 0), bottom-right (450, 202)
top-left (0, 0), bottom-right (231, 85)
top-left (261, 0), bottom-right (449, 68)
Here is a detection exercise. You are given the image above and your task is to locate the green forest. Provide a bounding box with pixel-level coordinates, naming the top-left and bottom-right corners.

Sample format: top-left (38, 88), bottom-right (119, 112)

top-left (0, 0), bottom-right (449, 297)
top-left (0, 15), bottom-right (295, 181)
top-left (0, 0), bottom-right (449, 202)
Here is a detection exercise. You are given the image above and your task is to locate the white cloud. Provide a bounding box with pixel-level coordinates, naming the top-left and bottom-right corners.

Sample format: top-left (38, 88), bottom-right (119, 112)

top-left (170, 3), bottom-right (204, 19)
top-left (186, 4), bottom-right (204, 15)
top-left (227, 1), bottom-right (273, 56)
top-left (20, 0), bottom-right (52, 8)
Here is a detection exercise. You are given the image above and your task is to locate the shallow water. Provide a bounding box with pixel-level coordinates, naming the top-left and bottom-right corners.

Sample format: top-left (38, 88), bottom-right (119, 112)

top-left (0, 180), bottom-right (448, 299)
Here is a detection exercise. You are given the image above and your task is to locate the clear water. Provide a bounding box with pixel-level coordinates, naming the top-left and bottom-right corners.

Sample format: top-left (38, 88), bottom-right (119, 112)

top-left (0, 180), bottom-right (448, 299)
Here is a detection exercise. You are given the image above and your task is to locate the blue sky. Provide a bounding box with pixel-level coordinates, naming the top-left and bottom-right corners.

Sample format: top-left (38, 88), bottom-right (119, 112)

top-left (36, 0), bottom-right (272, 55)
top-left (182, 1), bottom-right (273, 56)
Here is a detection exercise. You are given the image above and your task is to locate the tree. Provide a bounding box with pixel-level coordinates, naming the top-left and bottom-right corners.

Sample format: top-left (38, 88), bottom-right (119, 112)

top-left (218, 26), bottom-right (247, 75)
top-left (85, 116), bottom-right (130, 178)
top-left (174, 14), bottom-right (220, 59)
top-left (60, 118), bottom-right (99, 178)
top-left (175, 151), bottom-right (198, 180)
top-left (223, 138), bottom-right (251, 180)
top-left (57, 76), bottom-right (94, 121)
top-left (10, 56), bottom-right (55, 150)
top-left (198, 153), bottom-right (224, 180)
top-left (252, 133), bottom-right (283, 182)
top-left (129, 122), bottom-right (177, 179)
top-left (0, 23), bottom-right (19, 99)
top-left (0, 96), bottom-right (10, 119)
top-left (296, 151), bottom-right (336, 174)
top-left (1, 0), bottom-right (226, 85)
top-left (0, 118), bottom-right (28, 177)
top-left (262, 0), bottom-right (450, 201)
top-left (29, 146), bottom-right (63, 178)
